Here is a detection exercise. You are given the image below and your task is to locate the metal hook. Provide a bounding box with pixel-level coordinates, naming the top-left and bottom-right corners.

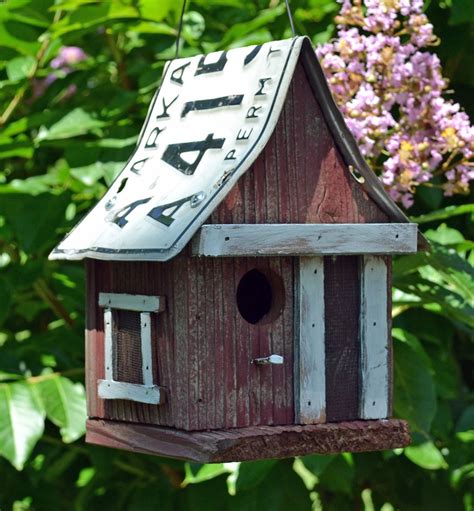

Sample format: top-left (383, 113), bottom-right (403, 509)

top-left (285, 0), bottom-right (296, 37)
top-left (175, 0), bottom-right (187, 59)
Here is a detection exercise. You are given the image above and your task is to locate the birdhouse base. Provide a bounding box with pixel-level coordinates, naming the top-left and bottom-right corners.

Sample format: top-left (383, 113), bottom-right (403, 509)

top-left (86, 419), bottom-right (410, 462)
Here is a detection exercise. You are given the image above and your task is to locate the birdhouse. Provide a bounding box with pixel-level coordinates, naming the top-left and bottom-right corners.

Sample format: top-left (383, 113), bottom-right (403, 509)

top-left (50, 37), bottom-right (422, 462)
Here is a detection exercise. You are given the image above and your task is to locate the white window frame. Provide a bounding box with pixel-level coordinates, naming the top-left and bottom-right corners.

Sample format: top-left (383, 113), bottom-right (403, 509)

top-left (97, 292), bottom-right (166, 405)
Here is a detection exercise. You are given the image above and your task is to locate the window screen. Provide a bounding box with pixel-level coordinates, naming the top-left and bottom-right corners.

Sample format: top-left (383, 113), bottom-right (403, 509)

top-left (113, 309), bottom-right (143, 385)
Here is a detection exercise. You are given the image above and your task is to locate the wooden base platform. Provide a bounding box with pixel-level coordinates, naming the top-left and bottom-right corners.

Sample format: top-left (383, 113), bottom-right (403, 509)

top-left (86, 419), bottom-right (410, 462)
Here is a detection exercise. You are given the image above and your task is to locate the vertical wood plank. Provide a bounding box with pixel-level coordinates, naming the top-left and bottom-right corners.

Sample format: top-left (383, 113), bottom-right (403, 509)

top-left (386, 257), bottom-right (393, 417)
top-left (141, 312), bottom-right (153, 386)
top-left (222, 258), bottom-right (237, 428)
top-left (359, 256), bottom-right (389, 419)
top-left (173, 256), bottom-right (190, 430)
top-left (235, 258), bottom-right (251, 428)
top-left (297, 257), bottom-right (326, 424)
top-left (86, 259), bottom-right (105, 418)
top-left (213, 258), bottom-right (225, 429)
top-left (104, 308), bottom-right (113, 380)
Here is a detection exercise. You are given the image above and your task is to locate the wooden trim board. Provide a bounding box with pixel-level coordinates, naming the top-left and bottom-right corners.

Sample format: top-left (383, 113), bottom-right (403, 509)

top-left (103, 308), bottom-right (113, 380)
top-left (359, 256), bottom-right (389, 419)
top-left (86, 419), bottom-right (410, 462)
top-left (98, 380), bottom-right (166, 405)
top-left (192, 224), bottom-right (418, 257)
top-left (99, 293), bottom-right (165, 313)
top-left (296, 257), bottom-right (325, 424)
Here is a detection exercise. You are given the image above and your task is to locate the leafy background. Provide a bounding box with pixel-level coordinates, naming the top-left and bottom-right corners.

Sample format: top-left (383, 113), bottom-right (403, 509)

top-left (0, 0), bottom-right (473, 509)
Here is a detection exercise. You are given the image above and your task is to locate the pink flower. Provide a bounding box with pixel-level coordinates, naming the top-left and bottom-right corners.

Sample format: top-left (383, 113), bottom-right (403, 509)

top-left (51, 46), bottom-right (87, 69)
top-left (32, 46), bottom-right (87, 100)
top-left (318, 0), bottom-right (474, 207)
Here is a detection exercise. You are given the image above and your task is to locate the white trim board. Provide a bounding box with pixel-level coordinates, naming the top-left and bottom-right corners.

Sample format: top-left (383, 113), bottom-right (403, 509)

top-left (104, 308), bottom-right (113, 380)
top-left (359, 256), bottom-right (389, 419)
top-left (98, 380), bottom-right (165, 405)
top-left (140, 312), bottom-right (154, 386)
top-left (99, 293), bottom-right (165, 313)
top-left (296, 257), bottom-right (326, 424)
top-left (192, 223), bottom-right (418, 257)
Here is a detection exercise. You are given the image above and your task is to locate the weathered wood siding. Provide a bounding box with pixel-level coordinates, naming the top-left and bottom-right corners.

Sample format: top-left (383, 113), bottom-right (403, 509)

top-left (85, 59), bottom-right (393, 432)
top-left (86, 256), bottom-right (295, 431)
top-left (210, 61), bottom-right (389, 226)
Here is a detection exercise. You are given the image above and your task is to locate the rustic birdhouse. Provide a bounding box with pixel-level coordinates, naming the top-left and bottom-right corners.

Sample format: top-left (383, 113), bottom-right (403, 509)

top-left (50, 36), bottom-right (422, 462)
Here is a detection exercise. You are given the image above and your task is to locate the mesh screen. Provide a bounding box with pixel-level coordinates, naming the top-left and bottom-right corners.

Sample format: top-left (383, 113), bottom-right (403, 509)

top-left (113, 309), bottom-right (143, 384)
top-left (324, 256), bottom-right (361, 422)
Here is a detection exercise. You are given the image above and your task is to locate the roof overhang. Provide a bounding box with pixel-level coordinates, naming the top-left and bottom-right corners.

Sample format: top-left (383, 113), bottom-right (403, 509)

top-left (50, 36), bottom-right (425, 262)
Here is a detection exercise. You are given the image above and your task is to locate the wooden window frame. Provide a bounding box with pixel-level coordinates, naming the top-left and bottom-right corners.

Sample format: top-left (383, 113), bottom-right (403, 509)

top-left (97, 292), bottom-right (166, 405)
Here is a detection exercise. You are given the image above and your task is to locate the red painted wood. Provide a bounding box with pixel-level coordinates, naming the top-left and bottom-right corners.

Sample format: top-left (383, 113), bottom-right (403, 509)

top-left (85, 259), bottom-right (105, 419)
top-left (86, 256), bottom-right (295, 431)
top-left (86, 418), bottom-right (410, 463)
top-left (84, 59), bottom-right (392, 434)
top-left (210, 62), bottom-right (388, 226)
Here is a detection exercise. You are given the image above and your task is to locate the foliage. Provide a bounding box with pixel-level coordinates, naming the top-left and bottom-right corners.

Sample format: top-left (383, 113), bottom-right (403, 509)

top-left (318, 0), bottom-right (474, 207)
top-left (0, 0), bottom-right (472, 509)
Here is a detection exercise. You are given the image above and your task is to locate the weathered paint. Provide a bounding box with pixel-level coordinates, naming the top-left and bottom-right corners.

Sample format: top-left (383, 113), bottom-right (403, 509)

top-left (87, 257), bottom-right (295, 431)
top-left (98, 380), bottom-right (165, 404)
top-left (99, 292), bottom-right (165, 312)
top-left (296, 257), bottom-right (326, 424)
top-left (85, 58), bottom-right (396, 434)
top-left (192, 223), bottom-right (418, 257)
top-left (359, 256), bottom-right (389, 419)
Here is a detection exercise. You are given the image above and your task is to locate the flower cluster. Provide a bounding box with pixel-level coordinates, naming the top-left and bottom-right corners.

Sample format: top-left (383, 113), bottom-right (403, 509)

top-left (317, 0), bottom-right (474, 207)
top-left (33, 46), bottom-right (87, 99)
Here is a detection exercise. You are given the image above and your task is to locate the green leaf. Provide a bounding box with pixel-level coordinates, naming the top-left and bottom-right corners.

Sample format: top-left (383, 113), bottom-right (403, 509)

top-left (393, 333), bottom-right (437, 433)
top-left (184, 463), bottom-right (229, 484)
top-left (394, 275), bottom-right (474, 329)
top-left (0, 139), bottom-right (34, 159)
top-left (179, 474), bottom-right (231, 511)
top-left (0, 382), bottom-right (45, 470)
top-left (455, 404), bottom-right (474, 442)
top-left (404, 442), bottom-right (448, 470)
top-left (70, 161), bottom-right (123, 186)
top-left (0, 20), bottom-right (41, 55)
top-left (300, 454), bottom-right (336, 477)
top-left (38, 375), bottom-right (86, 443)
top-left (0, 193), bottom-right (71, 252)
top-left (218, 5), bottom-right (286, 49)
top-left (456, 405), bottom-right (474, 432)
top-left (138, 0), bottom-right (172, 22)
top-left (450, 0), bottom-right (474, 24)
top-left (236, 460), bottom-right (278, 492)
top-left (411, 204), bottom-right (474, 224)
top-left (318, 455), bottom-right (354, 495)
top-left (0, 276), bottom-right (12, 325)
top-left (37, 108), bottom-right (105, 141)
top-left (6, 55), bottom-right (35, 81)
top-left (451, 463), bottom-right (474, 490)
top-left (425, 224), bottom-right (465, 245)
top-left (233, 460), bottom-right (312, 511)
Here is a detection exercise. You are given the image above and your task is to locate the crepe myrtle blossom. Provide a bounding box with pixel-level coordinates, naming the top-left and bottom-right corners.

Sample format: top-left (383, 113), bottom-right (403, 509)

top-left (317, 0), bottom-right (474, 207)
top-left (32, 46), bottom-right (87, 99)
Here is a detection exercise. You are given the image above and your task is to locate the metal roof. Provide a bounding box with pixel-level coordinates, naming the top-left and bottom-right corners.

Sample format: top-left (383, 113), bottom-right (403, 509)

top-left (50, 36), bottom-right (421, 262)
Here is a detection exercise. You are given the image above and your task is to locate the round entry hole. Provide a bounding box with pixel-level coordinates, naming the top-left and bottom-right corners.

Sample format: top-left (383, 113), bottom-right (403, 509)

top-left (236, 269), bottom-right (284, 325)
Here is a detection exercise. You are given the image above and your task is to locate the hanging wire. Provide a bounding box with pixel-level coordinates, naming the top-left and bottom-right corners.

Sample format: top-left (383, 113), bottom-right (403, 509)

top-left (285, 0), bottom-right (296, 37)
top-left (175, 0), bottom-right (187, 59)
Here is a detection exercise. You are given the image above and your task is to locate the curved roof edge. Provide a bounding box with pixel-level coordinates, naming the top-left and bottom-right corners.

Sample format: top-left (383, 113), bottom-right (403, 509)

top-left (50, 36), bottom-right (425, 262)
